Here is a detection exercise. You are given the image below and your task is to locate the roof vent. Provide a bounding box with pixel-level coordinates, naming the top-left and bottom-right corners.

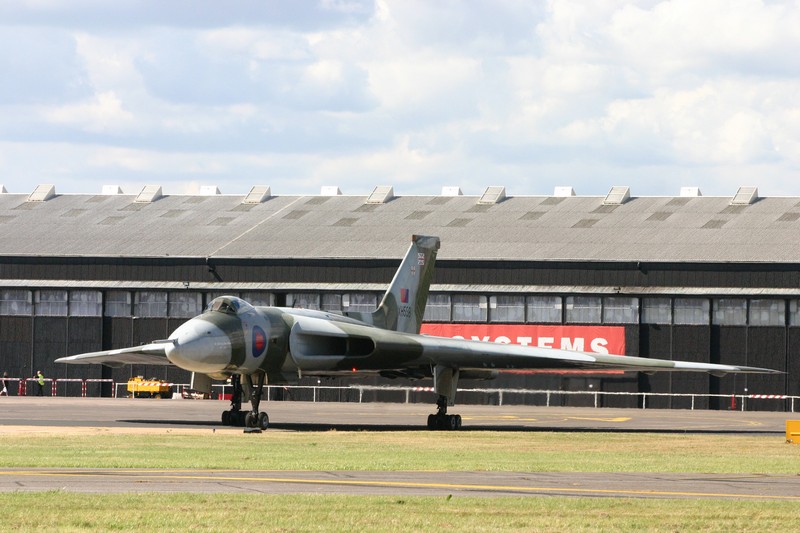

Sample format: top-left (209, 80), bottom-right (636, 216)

top-left (731, 186), bottom-right (758, 205)
top-left (135, 185), bottom-right (163, 203)
top-left (554, 186), bottom-right (576, 197)
top-left (321, 186), bottom-right (341, 196)
top-left (243, 185), bottom-right (271, 204)
top-left (603, 186), bottom-right (630, 205)
top-left (478, 186), bottom-right (507, 205)
top-left (680, 187), bottom-right (702, 197)
top-left (441, 186), bottom-right (463, 196)
top-left (199, 185), bottom-right (221, 196)
top-left (366, 185), bottom-right (394, 204)
top-left (27, 184), bottom-right (56, 202)
top-left (102, 185), bottom-right (124, 195)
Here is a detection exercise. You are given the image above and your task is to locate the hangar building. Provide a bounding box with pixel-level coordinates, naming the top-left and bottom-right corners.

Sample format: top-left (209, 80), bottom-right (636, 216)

top-left (0, 183), bottom-right (796, 410)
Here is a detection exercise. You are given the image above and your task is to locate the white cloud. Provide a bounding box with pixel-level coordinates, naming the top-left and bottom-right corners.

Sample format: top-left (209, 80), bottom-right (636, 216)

top-left (607, 0), bottom-right (800, 63)
top-left (1, 0), bottom-right (800, 198)
top-left (311, 135), bottom-right (455, 187)
top-left (199, 27), bottom-right (312, 62)
top-left (73, 33), bottom-right (144, 90)
top-left (366, 55), bottom-right (482, 112)
top-left (596, 79), bottom-right (799, 166)
top-left (41, 91), bottom-right (136, 133)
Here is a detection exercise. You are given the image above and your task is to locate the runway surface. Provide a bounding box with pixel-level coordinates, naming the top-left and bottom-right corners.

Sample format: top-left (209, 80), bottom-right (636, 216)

top-left (1, 468), bottom-right (799, 500)
top-left (0, 396), bottom-right (791, 433)
top-left (1, 398), bottom-right (796, 499)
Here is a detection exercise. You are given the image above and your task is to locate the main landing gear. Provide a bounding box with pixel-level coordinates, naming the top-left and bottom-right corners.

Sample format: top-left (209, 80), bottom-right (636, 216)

top-left (428, 366), bottom-right (462, 430)
top-left (427, 394), bottom-right (462, 430)
top-left (221, 373), bottom-right (270, 431)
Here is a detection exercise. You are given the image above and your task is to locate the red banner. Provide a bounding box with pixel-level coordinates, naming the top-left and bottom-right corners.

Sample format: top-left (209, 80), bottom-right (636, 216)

top-left (420, 323), bottom-right (626, 355)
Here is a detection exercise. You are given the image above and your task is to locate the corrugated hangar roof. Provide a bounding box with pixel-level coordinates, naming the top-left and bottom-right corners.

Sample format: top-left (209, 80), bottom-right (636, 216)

top-left (0, 184), bottom-right (798, 263)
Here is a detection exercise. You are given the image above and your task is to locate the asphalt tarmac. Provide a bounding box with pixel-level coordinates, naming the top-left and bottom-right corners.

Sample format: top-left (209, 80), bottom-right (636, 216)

top-left (0, 396), bottom-right (792, 433)
top-left (1, 397), bottom-right (797, 499)
top-left (1, 468), bottom-right (799, 500)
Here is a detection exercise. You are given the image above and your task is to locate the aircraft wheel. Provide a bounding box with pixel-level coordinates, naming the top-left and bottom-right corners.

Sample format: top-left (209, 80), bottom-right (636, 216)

top-left (426, 414), bottom-right (462, 430)
top-left (245, 411), bottom-right (257, 428)
top-left (258, 412), bottom-right (270, 430)
top-left (447, 415), bottom-right (458, 430)
top-left (221, 411), bottom-right (231, 426)
top-left (229, 411), bottom-right (246, 427)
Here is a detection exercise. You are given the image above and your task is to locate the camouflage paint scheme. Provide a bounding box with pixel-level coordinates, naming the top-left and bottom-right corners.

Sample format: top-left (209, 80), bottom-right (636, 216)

top-left (57, 235), bottom-right (780, 406)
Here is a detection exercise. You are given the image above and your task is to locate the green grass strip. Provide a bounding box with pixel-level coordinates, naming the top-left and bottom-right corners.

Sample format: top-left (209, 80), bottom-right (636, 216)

top-left (2, 431), bottom-right (797, 531)
top-left (1, 492), bottom-right (796, 532)
top-left (0, 431), bottom-right (798, 473)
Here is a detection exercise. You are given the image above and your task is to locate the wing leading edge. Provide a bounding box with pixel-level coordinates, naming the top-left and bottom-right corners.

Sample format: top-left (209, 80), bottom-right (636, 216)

top-left (414, 334), bottom-right (779, 376)
top-left (55, 341), bottom-right (173, 368)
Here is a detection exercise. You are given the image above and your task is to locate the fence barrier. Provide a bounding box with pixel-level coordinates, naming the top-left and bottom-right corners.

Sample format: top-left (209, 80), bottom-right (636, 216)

top-left (349, 385), bottom-right (798, 413)
top-left (1, 378), bottom-right (116, 397)
top-left (3, 377), bottom-right (797, 412)
top-left (163, 383), bottom-right (800, 413)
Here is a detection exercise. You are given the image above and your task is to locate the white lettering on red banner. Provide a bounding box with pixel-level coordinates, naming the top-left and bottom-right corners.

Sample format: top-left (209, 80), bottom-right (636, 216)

top-left (420, 324), bottom-right (626, 355)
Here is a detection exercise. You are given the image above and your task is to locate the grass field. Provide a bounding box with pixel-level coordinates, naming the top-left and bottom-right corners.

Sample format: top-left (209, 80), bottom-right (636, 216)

top-left (0, 430), bottom-right (797, 473)
top-left (1, 429), bottom-right (798, 531)
top-left (1, 492), bottom-right (796, 532)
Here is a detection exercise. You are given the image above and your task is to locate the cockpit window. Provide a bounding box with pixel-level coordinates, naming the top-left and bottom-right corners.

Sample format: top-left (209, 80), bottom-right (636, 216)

top-left (206, 296), bottom-right (253, 315)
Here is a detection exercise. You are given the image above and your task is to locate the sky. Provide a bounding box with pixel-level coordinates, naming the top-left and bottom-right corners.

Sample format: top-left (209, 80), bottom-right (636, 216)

top-left (1, 0), bottom-right (799, 198)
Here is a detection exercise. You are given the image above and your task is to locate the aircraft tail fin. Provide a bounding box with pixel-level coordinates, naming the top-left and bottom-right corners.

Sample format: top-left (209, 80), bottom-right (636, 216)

top-left (346, 235), bottom-right (440, 334)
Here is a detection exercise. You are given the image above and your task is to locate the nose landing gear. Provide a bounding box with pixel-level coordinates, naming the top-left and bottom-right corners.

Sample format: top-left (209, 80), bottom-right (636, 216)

top-left (220, 373), bottom-right (269, 431)
top-left (221, 374), bottom-right (245, 426)
top-left (244, 372), bottom-right (269, 432)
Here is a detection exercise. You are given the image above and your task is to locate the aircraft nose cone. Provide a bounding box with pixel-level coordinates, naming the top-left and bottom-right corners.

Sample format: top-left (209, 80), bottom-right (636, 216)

top-left (165, 318), bottom-right (232, 373)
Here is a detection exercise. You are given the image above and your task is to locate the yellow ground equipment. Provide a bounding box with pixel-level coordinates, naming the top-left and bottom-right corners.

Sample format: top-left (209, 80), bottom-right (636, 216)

top-left (127, 376), bottom-right (173, 399)
top-left (786, 420), bottom-right (800, 444)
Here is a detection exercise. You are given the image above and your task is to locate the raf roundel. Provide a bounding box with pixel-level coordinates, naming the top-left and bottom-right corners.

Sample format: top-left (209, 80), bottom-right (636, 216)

top-left (252, 326), bottom-right (267, 358)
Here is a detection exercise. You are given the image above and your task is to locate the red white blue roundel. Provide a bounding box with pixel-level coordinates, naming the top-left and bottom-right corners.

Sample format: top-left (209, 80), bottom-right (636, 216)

top-left (252, 326), bottom-right (267, 358)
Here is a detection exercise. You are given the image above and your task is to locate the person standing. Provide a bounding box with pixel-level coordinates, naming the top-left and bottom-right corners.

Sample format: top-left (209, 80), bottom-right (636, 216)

top-left (0, 372), bottom-right (8, 396)
top-left (35, 370), bottom-right (45, 396)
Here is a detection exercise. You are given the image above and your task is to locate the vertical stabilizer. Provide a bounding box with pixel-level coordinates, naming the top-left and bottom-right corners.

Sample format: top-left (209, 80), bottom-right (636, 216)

top-left (346, 235), bottom-right (440, 334)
